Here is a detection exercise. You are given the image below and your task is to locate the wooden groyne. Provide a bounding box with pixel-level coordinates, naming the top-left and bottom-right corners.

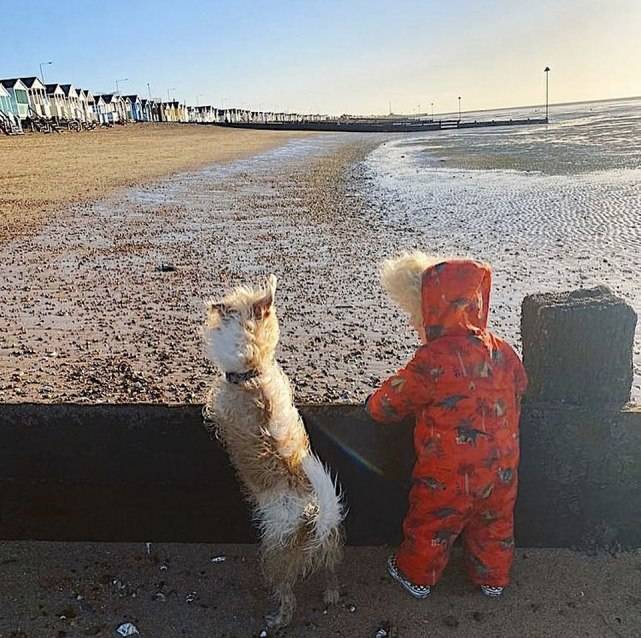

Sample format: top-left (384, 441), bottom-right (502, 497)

top-left (0, 288), bottom-right (639, 550)
top-left (214, 116), bottom-right (548, 133)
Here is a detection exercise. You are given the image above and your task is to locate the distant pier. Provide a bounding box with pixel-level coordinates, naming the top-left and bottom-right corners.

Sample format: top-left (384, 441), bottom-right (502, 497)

top-left (214, 116), bottom-right (549, 133)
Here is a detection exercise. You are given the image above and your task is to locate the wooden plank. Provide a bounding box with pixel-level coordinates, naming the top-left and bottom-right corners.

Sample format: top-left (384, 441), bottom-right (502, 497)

top-left (1, 402), bottom-right (640, 548)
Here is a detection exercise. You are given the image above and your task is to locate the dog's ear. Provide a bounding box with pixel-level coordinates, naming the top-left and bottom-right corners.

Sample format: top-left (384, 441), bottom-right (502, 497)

top-left (266, 274), bottom-right (277, 297)
top-left (207, 301), bottom-right (227, 317)
top-left (253, 275), bottom-right (277, 320)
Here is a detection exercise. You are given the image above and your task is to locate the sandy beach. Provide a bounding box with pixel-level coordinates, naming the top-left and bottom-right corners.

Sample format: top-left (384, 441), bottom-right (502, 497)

top-left (1, 542), bottom-right (640, 638)
top-left (0, 124), bottom-right (307, 241)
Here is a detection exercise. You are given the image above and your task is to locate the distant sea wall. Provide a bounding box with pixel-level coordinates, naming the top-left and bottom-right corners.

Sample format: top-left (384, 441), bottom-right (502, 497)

top-left (0, 287), bottom-right (638, 549)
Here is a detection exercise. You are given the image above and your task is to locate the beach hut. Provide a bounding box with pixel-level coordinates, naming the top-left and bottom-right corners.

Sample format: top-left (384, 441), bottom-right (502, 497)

top-left (132, 96), bottom-right (144, 121)
top-left (19, 77), bottom-right (51, 118)
top-left (75, 89), bottom-right (96, 122)
top-left (106, 94), bottom-right (127, 122)
top-left (125, 95), bottom-right (144, 121)
top-left (159, 102), bottom-right (171, 122)
top-left (0, 78), bottom-right (30, 121)
top-left (161, 101), bottom-right (183, 122)
top-left (140, 98), bottom-right (152, 122)
top-left (149, 100), bottom-right (159, 122)
top-left (118, 95), bottom-right (130, 121)
top-left (45, 84), bottom-right (67, 119)
top-left (60, 85), bottom-right (82, 120)
top-left (189, 105), bottom-right (212, 123)
top-left (76, 89), bottom-right (88, 121)
top-left (176, 101), bottom-right (188, 122)
top-left (147, 100), bottom-right (161, 122)
top-left (205, 106), bottom-right (217, 123)
top-left (0, 83), bottom-right (13, 115)
top-left (120, 96), bottom-right (131, 120)
top-left (0, 83), bottom-right (23, 133)
top-left (93, 94), bottom-right (107, 123)
top-left (96, 94), bottom-right (120, 123)
top-left (84, 90), bottom-right (97, 122)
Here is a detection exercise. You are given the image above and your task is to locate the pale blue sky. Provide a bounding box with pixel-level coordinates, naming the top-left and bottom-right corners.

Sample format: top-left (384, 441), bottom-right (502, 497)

top-left (1, 0), bottom-right (639, 115)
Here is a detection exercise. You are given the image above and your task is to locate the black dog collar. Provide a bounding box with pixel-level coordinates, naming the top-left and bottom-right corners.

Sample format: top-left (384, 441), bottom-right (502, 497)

top-left (225, 369), bottom-right (260, 384)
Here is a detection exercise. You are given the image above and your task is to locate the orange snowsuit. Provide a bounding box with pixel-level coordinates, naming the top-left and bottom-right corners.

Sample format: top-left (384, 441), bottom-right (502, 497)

top-left (367, 260), bottom-right (527, 587)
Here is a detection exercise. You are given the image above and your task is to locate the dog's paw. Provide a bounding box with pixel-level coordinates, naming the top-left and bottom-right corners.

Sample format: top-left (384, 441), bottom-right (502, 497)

top-left (323, 587), bottom-right (340, 606)
top-left (265, 608), bottom-right (291, 629)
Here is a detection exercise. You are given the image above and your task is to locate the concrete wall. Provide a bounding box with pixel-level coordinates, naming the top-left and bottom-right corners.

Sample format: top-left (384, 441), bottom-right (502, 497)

top-left (0, 287), bottom-right (639, 549)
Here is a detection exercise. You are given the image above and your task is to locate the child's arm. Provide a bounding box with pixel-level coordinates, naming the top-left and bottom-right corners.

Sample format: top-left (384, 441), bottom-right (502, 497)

top-left (366, 347), bottom-right (433, 424)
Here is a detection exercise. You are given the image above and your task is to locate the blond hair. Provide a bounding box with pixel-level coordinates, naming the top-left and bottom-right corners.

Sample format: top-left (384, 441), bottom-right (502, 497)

top-left (380, 251), bottom-right (439, 329)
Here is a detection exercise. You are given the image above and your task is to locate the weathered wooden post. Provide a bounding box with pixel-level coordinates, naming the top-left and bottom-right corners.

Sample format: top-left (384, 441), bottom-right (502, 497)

top-left (521, 286), bottom-right (636, 406)
top-left (517, 286), bottom-right (640, 549)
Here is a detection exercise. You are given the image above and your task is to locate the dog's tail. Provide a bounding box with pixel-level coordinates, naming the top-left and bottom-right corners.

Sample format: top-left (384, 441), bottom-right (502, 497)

top-left (302, 453), bottom-right (345, 546)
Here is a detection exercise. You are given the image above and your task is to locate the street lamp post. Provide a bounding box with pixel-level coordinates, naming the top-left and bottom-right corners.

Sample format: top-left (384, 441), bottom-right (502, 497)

top-left (458, 96), bottom-right (462, 120)
top-left (115, 78), bottom-right (128, 94)
top-left (431, 102), bottom-right (434, 119)
top-left (39, 61), bottom-right (52, 84)
top-left (147, 83), bottom-right (152, 100)
top-left (544, 66), bottom-right (551, 122)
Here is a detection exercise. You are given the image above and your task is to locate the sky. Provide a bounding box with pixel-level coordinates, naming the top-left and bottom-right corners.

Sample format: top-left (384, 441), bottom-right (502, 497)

top-left (1, 0), bottom-right (640, 115)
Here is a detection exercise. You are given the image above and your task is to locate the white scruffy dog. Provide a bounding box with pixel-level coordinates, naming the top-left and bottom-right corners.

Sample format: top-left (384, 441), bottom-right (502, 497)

top-left (203, 275), bottom-right (344, 628)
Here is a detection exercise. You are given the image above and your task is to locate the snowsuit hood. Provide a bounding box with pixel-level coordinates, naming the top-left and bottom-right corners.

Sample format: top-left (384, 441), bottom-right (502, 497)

top-left (421, 259), bottom-right (492, 341)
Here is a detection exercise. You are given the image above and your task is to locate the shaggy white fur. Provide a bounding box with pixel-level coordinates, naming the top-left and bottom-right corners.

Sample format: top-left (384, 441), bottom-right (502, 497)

top-left (202, 275), bottom-right (344, 628)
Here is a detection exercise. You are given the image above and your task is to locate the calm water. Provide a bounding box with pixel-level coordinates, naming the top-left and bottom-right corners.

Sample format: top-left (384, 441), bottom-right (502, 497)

top-left (406, 97), bottom-right (641, 174)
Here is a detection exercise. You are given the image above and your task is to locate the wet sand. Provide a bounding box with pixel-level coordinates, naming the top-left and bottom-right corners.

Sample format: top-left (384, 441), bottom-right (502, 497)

top-left (0, 124), bottom-right (307, 241)
top-left (1, 542), bottom-right (640, 638)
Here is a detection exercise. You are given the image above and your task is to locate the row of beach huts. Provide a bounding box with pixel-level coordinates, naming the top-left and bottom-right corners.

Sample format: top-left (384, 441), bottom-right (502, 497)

top-left (0, 76), bottom-right (329, 135)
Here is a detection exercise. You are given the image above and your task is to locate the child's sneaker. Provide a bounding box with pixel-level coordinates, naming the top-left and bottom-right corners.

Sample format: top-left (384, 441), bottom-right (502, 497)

top-left (481, 585), bottom-right (504, 597)
top-left (387, 555), bottom-right (431, 599)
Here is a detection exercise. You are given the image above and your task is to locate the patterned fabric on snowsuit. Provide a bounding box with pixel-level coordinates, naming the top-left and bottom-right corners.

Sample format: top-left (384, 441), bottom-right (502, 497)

top-left (367, 260), bottom-right (527, 587)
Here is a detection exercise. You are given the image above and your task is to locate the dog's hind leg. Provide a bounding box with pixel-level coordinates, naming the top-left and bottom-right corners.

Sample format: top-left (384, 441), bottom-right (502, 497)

top-left (262, 547), bottom-right (298, 628)
top-left (322, 533), bottom-right (343, 606)
top-left (323, 566), bottom-right (340, 606)
top-left (265, 582), bottom-right (295, 628)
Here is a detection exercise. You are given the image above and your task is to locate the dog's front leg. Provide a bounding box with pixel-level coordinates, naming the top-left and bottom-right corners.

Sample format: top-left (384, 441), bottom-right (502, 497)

top-left (323, 567), bottom-right (340, 606)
